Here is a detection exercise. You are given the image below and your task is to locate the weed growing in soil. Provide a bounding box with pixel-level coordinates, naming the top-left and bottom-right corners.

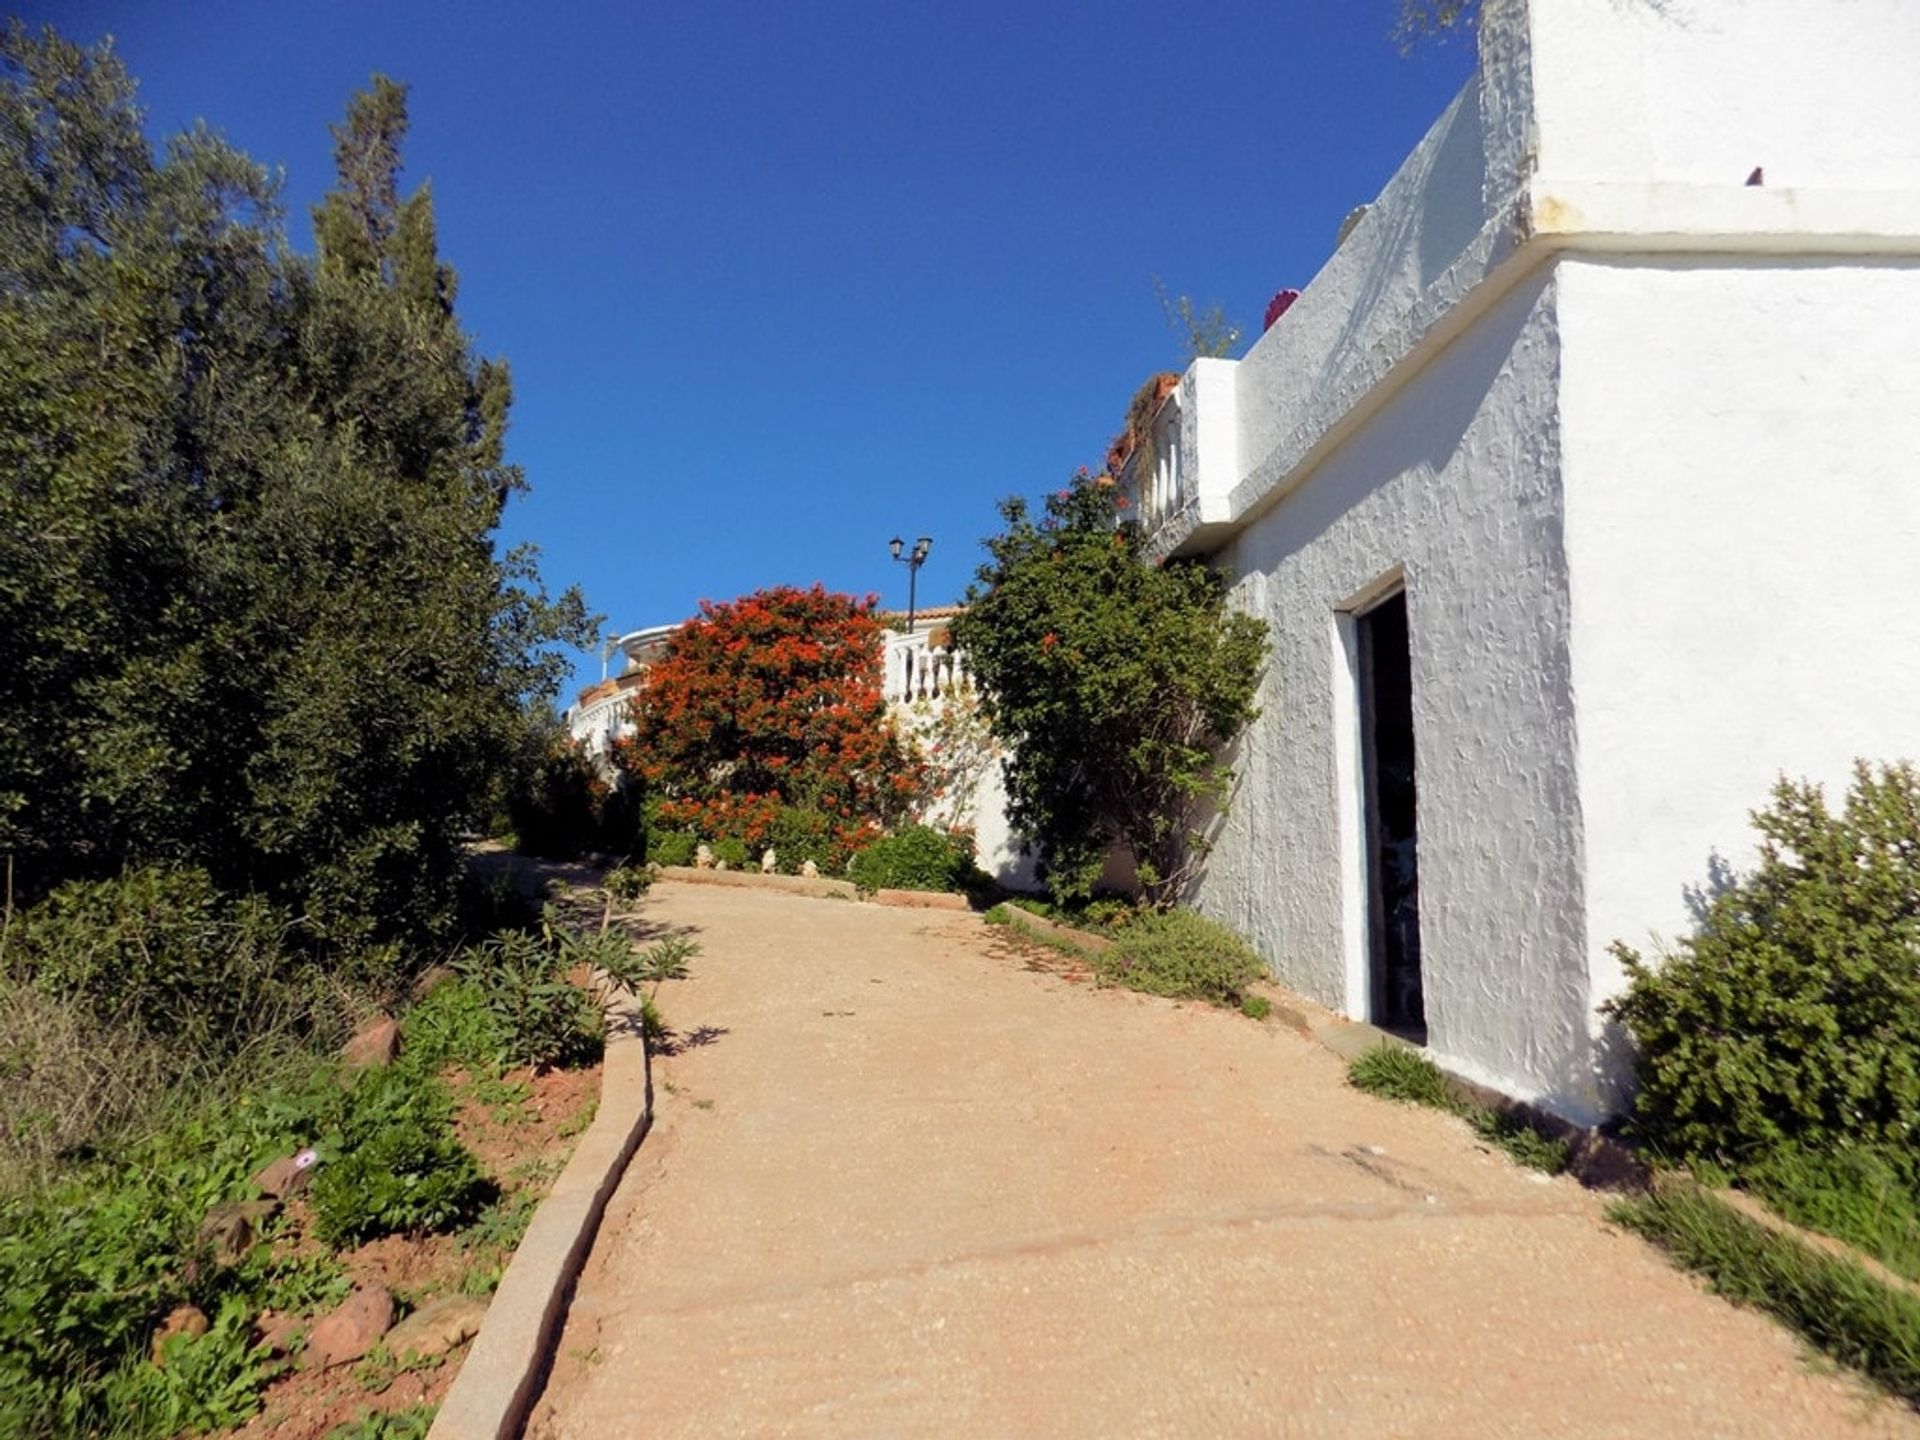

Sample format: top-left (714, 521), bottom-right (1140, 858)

top-left (353, 1342), bottom-right (443, 1395)
top-left (1348, 1046), bottom-right (1457, 1109)
top-left (981, 904), bottom-right (1092, 960)
top-left (1347, 1046), bottom-right (1569, 1175)
top-left (456, 929), bottom-right (604, 1072)
top-left (1612, 1183), bottom-right (1920, 1403)
top-left (108, 1295), bottom-right (278, 1436)
top-left (245, 1249), bottom-right (352, 1317)
top-left (324, 1403), bottom-right (438, 1440)
top-left (1743, 1145), bottom-right (1920, 1284)
top-left (1470, 1109), bottom-right (1570, 1176)
top-left (557, 1098), bottom-right (599, 1139)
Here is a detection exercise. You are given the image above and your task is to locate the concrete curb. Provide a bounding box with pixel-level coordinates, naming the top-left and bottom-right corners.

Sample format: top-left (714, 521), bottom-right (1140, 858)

top-left (871, 887), bottom-right (973, 911)
top-left (428, 981), bottom-right (652, 1440)
top-left (655, 865), bottom-right (858, 901)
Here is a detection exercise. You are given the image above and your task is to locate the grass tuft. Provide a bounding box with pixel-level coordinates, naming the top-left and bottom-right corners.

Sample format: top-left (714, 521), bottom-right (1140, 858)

top-left (1612, 1183), bottom-right (1920, 1403)
top-left (1742, 1145), bottom-right (1920, 1285)
top-left (1471, 1109), bottom-right (1571, 1175)
top-left (1347, 1045), bottom-right (1569, 1174)
top-left (1347, 1045), bottom-right (1460, 1111)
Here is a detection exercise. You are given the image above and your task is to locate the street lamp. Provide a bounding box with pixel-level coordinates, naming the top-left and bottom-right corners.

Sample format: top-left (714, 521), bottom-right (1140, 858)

top-left (889, 534), bottom-right (933, 631)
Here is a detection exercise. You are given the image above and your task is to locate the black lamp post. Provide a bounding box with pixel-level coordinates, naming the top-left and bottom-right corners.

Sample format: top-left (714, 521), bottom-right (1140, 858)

top-left (889, 534), bottom-right (933, 631)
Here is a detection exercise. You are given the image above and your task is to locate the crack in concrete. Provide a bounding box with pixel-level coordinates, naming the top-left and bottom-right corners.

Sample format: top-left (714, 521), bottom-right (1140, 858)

top-left (598, 1196), bottom-right (1586, 1323)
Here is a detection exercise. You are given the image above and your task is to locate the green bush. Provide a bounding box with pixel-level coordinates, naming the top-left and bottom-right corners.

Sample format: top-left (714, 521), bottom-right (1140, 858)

top-left (0, 1053), bottom-right (344, 1438)
top-left (106, 1294), bottom-right (276, 1436)
top-left (950, 468), bottom-right (1267, 906)
top-left (509, 741), bottom-right (607, 860)
top-left (710, 836), bottom-right (752, 869)
top-left (306, 1065), bottom-right (489, 1246)
top-left (848, 825), bottom-right (980, 894)
top-left (767, 805), bottom-right (843, 875)
top-left (0, 994), bottom-right (506, 1437)
top-left (309, 1116), bottom-right (487, 1247)
top-left (1093, 908), bottom-right (1263, 1007)
top-left (1603, 762), bottom-right (1920, 1167)
top-left (648, 830), bottom-right (698, 868)
top-left (454, 928), bottom-right (605, 1072)
top-left (12, 867), bottom-right (315, 1052)
top-left (454, 865), bottom-right (545, 940)
top-left (507, 744), bottom-right (642, 863)
top-left (603, 863), bottom-right (655, 903)
top-left (398, 979), bottom-right (502, 1076)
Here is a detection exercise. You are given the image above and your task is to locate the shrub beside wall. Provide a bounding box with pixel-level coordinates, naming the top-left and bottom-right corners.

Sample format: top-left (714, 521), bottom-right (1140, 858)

top-left (1094, 909), bottom-right (1265, 1008)
top-left (1604, 761), bottom-right (1920, 1169)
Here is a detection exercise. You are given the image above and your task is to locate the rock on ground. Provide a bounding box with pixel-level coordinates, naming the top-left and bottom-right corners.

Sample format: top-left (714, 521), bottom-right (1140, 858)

top-left (150, 1305), bottom-right (208, 1366)
top-left (303, 1285), bottom-right (393, 1370)
top-left (384, 1294), bottom-right (490, 1362)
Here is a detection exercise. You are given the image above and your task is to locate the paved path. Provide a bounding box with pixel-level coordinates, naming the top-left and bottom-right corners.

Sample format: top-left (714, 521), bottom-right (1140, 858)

top-left (529, 881), bottom-right (1915, 1439)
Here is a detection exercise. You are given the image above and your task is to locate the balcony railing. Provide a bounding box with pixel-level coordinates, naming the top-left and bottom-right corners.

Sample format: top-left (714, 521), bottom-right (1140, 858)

top-left (885, 628), bottom-right (971, 705)
top-left (1121, 390), bottom-right (1191, 534)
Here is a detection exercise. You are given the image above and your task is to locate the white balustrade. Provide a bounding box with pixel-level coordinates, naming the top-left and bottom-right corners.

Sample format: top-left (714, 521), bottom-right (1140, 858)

top-left (885, 629), bottom-right (971, 706)
top-left (1119, 396), bottom-right (1191, 533)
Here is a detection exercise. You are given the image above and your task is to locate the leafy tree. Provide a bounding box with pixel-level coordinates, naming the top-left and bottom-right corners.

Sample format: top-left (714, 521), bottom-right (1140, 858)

top-left (0, 25), bottom-right (592, 946)
top-left (952, 470), bottom-right (1267, 907)
top-left (613, 586), bottom-right (926, 853)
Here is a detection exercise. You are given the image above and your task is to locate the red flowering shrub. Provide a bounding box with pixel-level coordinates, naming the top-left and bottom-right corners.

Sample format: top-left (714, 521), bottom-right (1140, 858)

top-left (614, 586), bottom-right (926, 856)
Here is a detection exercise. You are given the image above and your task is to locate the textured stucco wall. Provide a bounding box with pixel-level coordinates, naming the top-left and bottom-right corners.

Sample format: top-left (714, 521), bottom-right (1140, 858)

top-left (1559, 258), bottom-right (1920, 1061)
top-left (1227, 79), bottom-right (1514, 519)
top-left (1138, 0), bottom-right (1920, 1121)
top-left (1529, 0), bottom-right (1920, 193)
top-left (1197, 269), bottom-right (1604, 1119)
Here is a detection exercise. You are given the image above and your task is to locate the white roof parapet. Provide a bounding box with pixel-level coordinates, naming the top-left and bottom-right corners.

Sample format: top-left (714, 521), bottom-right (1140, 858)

top-left (1141, 0), bottom-right (1920, 563)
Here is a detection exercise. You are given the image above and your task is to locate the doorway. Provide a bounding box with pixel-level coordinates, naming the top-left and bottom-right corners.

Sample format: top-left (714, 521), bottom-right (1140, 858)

top-left (1356, 590), bottom-right (1424, 1038)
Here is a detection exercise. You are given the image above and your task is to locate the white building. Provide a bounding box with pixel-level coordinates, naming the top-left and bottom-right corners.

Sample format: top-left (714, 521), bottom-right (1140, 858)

top-left (565, 623), bottom-right (679, 758)
top-left (566, 609), bottom-right (1037, 888)
top-left (1121, 0), bottom-right (1920, 1122)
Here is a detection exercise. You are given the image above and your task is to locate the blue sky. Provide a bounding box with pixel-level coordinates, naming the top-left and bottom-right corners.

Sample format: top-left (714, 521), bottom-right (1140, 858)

top-left (29, 1), bottom-right (1474, 702)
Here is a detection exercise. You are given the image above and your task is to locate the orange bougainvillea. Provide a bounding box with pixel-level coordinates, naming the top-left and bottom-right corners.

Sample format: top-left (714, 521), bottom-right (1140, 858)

top-left (612, 585), bottom-right (927, 849)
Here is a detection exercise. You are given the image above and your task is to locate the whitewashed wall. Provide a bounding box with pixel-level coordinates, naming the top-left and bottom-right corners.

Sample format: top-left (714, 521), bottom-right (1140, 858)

top-left (1202, 270), bottom-right (1602, 1118)
top-left (1560, 258), bottom-right (1920, 1071)
top-left (1157, 0), bottom-right (1920, 1121)
top-left (1527, 0), bottom-right (1920, 194)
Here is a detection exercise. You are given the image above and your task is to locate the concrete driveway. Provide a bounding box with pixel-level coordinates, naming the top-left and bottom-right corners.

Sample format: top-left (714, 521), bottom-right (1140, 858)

top-left (528, 880), bottom-right (1915, 1439)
